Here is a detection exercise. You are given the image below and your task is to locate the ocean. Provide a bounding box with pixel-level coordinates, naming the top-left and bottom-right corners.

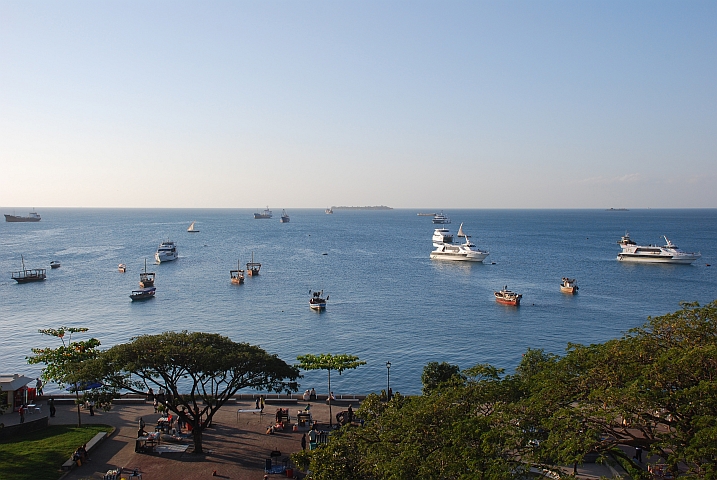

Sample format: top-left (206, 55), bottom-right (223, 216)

top-left (1, 208), bottom-right (715, 396)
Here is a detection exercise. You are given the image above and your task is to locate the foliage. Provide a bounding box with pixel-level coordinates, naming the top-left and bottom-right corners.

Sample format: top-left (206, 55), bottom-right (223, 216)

top-left (296, 353), bottom-right (366, 426)
top-left (26, 327), bottom-right (106, 426)
top-left (421, 361), bottom-right (462, 394)
top-left (299, 301), bottom-right (717, 479)
top-left (0, 424), bottom-right (112, 480)
top-left (94, 331), bottom-right (300, 453)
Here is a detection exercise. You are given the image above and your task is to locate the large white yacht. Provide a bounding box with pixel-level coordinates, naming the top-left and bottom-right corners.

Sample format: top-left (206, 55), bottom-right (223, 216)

top-left (155, 240), bottom-right (178, 263)
top-left (431, 237), bottom-right (489, 262)
top-left (616, 233), bottom-right (700, 264)
top-left (432, 228), bottom-right (454, 245)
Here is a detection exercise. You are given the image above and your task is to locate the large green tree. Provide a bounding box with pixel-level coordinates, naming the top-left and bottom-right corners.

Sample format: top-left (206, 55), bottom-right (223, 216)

top-left (296, 301), bottom-right (717, 479)
top-left (95, 331), bottom-right (300, 453)
top-left (27, 327), bottom-right (103, 426)
top-left (296, 353), bottom-right (365, 426)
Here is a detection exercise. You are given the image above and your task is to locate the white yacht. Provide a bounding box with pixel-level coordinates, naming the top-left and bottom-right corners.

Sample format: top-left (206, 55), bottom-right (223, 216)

top-left (616, 233), bottom-right (700, 264)
top-left (432, 211), bottom-right (451, 224)
top-left (432, 228), bottom-right (454, 245)
top-left (430, 236), bottom-right (489, 262)
top-left (155, 240), bottom-right (178, 263)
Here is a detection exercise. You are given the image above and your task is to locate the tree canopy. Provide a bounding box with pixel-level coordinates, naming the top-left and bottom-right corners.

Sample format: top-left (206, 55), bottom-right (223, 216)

top-left (95, 331), bottom-right (300, 453)
top-left (297, 353), bottom-right (366, 426)
top-left (27, 327), bottom-right (104, 426)
top-left (296, 301), bottom-right (717, 479)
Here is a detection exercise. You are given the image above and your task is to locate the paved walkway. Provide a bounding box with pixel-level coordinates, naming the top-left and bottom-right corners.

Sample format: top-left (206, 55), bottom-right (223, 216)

top-left (1, 400), bottom-right (630, 479)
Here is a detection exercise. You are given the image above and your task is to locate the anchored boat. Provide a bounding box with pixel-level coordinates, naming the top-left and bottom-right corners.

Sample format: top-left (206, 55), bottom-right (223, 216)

top-left (616, 233), bottom-right (700, 264)
top-left (560, 277), bottom-right (578, 294)
top-left (494, 286), bottom-right (522, 306)
top-left (246, 252), bottom-right (261, 276)
top-left (187, 221), bottom-right (199, 233)
top-left (230, 260), bottom-right (245, 284)
top-left (11, 256), bottom-right (46, 283)
top-left (309, 290), bottom-right (328, 310)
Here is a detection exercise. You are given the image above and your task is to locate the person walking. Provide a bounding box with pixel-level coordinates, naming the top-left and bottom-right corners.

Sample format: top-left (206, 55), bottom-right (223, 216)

top-left (260, 395), bottom-right (265, 412)
top-left (19, 405), bottom-right (25, 424)
top-left (301, 433), bottom-right (307, 451)
top-left (36, 378), bottom-right (44, 396)
top-left (255, 397), bottom-right (260, 409)
top-left (49, 398), bottom-right (56, 417)
top-left (88, 400), bottom-right (95, 416)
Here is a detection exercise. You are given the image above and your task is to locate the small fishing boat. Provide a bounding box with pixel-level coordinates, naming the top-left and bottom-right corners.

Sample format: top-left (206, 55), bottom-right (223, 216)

top-left (560, 277), bottom-right (579, 294)
top-left (325, 207), bottom-right (333, 214)
top-left (118, 263), bottom-right (127, 273)
top-left (230, 260), bottom-right (244, 284)
top-left (11, 256), bottom-right (46, 283)
top-left (494, 286), bottom-right (522, 306)
top-left (246, 252), bottom-right (261, 276)
top-left (309, 290), bottom-right (328, 310)
top-left (50, 261), bottom-right (61, 269)
top-left (130, 287), bottom-right (156, 301)
top-left (187, 221), bottom-right (199, 233)
top-left (139, 259), bottom-right (155, 288)
top-left (280, 210), bottom-right (290, 223)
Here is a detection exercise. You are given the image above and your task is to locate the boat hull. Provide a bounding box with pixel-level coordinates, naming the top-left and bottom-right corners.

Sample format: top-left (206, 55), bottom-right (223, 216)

top-left (13, 275), bottom-right (46, 284)
top-left (430, 252), bottom-right (488, 262)
top-left (280, 217), bottom-right (290, 223)
top-left (155, 253), bottom-right (178, 263)
top-left (617, 254), bottom-right (699, 264)
top-left (560, 286), bottom-right (577, 294)
top-left (495, 296), bottom-right (521, 306)
top-left (310, 302), bottom-right (326, 310)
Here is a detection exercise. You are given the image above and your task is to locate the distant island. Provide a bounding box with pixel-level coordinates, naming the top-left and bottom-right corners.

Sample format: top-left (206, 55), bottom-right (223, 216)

top-left (332, 205), bottom-right (393, 210)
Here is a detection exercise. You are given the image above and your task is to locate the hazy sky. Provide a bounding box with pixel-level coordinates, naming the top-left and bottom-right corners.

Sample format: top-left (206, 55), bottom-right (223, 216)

top-left (1, 1), bottom-right (715, 208)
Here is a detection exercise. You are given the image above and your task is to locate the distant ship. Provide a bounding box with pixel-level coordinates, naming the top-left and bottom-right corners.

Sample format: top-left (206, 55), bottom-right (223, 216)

top-left (325, 207), bottom-right (334, 214)
top-left (280, 210), bottom-right (290, 223)
top-left (254, 207), bottom-right (272, 219)
top-left (5, 211), bottom-right (41, 222)
top-left (187, 221), bottom-right (199, 233)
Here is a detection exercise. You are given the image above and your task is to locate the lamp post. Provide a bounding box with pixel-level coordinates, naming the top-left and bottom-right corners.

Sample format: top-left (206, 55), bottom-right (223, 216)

top-left (386, 361), bottom-right (391, 400)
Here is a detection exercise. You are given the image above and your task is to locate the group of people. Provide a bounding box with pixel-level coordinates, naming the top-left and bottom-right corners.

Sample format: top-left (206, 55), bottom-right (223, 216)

top-left (301, 388), bottom-right (317, 401)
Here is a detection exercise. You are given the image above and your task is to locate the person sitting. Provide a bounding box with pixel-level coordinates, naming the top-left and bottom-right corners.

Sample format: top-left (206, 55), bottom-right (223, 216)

top-left (302, 389), bottom-right (311, 401)
top-left (329, 391), bottom-right (336, 401)
top-left (309, 388), bottom-right (316, 401)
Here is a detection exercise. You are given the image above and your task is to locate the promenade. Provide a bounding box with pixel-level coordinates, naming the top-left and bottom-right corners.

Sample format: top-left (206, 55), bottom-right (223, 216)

top-left (1, 399), bottom-right (631, 479)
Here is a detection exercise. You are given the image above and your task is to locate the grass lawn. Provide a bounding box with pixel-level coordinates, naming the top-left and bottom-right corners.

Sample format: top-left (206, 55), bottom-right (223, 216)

top-left (0, 424), bottom-right (113, 480)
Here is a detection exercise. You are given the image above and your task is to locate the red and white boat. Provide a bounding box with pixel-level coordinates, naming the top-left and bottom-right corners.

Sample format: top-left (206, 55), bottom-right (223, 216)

top-left (494, 286), bottom-right (522, 306)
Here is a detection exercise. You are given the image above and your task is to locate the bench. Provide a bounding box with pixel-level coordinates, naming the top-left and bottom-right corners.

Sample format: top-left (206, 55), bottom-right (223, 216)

top-left (61, 431), bottom-right (108, 471)
top-left (326, 398), bottom-right (360, 406)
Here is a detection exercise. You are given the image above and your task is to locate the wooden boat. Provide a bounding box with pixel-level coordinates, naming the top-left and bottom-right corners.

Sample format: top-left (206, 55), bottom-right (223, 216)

top-left (50, 261), bottom-right (61, 269)
top-left (230, 260), bottom-right (244, 284)
top-left (130, 287), bottom-right (156, 301)
top-left (309, 290), bottom-right (328, 310)
top-left (139, 259), bottom-right (155, 287)
top-left (457, 222), bottom-right (470, 238)
top-left (494, 286), bottom-right (522, 306)
top-left (246, 252), bottom-right (261, 276)
top-left (560, 277), bottom-right (579, 294)
top-left (187, 221), bottom-right (199, 233)
top-left (11, 256), bottom-right (46, 283)
top-left (118, 263), bottom-right (127, 273)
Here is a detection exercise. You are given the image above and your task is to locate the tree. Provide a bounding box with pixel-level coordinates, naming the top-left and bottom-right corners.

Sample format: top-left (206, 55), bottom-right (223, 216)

top-left (27, 327), bottom-right (103, 427)
top-left (421, 361), bottom-right (462, 394)
top-left (95, 331), bottom-right (300, 453)
top-left (296, 353), bottom-right (366, 427)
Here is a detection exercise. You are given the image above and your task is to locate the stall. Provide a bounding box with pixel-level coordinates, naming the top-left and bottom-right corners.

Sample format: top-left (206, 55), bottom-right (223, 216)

top-left (0, 374), bottom-right (34, 412)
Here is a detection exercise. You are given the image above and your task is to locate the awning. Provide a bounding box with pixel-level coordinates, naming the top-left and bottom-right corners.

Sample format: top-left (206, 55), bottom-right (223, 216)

top-left (0, 374), bottom-right (34, 391)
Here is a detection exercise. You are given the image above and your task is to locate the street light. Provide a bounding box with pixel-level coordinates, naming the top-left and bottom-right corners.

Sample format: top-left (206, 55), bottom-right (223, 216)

top-left (386, 361), bottom-right (391, 400)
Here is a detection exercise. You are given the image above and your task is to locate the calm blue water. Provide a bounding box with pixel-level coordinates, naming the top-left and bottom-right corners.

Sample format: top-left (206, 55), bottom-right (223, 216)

top-left (1, 209), bottom-right (715, 395)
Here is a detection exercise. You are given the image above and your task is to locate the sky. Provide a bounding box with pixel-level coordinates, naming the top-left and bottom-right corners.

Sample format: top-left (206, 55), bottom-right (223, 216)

top-left (1, 1), bottom-right (716, 209)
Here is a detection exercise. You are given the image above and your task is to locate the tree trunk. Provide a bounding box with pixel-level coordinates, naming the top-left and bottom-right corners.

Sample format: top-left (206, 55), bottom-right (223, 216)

top-left (328, 369), bottom-right (332, 427)
top-left (75, 391), bottom-right (82, 427)
top-left (192, 422), bottom-right (204, 454)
